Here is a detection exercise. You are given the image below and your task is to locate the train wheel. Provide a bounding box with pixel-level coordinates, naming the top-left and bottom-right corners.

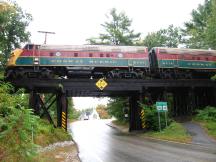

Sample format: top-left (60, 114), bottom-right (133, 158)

top-left (16, 68), bottom-right (26, 79)
top-left (131, 73), bottom-right (138, 79)
top-left (106, 72), bottom-right (114, 79)
top-left (40, 69), bottom-right (54, 79)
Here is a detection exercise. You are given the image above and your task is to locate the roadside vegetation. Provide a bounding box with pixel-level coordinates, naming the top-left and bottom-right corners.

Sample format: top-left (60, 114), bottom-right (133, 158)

top-left (109, 100), bottom-right (191, 143)
top-left (193, 106), bottom-right (216, 139)
top-left (0, 71), bottom-right (4, 80)
top-left (143, 122), bottom-right (192, 143)
top-left (140, 104), bottom-right (191, 143)
top-left (0, 82), bottom-right (72, 161)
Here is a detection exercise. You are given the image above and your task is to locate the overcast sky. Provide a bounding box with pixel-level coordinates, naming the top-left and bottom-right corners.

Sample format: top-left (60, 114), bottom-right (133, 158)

top-left (16, 0), bottom-right (204, 109)
top-left (17, 0), bottom-right (204, 45)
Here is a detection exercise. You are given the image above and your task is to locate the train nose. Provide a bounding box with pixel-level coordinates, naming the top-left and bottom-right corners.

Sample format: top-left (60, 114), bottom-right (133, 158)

top-left (6, 49), bottom-right (23, 67)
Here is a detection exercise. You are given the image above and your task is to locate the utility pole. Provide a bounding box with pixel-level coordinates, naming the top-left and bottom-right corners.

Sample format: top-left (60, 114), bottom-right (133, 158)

top-left (38, 31), bottom-right (55, 44)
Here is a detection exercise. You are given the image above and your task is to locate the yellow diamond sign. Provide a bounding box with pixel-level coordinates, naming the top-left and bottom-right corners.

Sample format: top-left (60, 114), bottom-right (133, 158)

top-left (96, 79), bottom-right (108, 90)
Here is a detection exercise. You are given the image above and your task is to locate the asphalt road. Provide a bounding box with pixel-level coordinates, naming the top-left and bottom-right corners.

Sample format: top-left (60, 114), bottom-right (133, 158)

top-left (69, 120), bottom-right (216, 162)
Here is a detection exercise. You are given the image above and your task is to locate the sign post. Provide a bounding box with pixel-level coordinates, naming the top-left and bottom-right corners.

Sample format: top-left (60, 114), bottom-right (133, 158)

top-left (156, 102), bottom-right (168, 131)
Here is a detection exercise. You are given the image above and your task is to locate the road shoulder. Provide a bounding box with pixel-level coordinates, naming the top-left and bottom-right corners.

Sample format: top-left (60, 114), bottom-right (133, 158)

top-left (106, 120), bottom-right (216, 151)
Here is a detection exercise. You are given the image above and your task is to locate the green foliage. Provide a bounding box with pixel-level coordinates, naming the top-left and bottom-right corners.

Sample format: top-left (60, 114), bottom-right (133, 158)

top-left (0, 1), bottom-right (32, 67)
top-left (204, 121), bottom-right (216, 138)
top-left (0, 83), bottom-right (73, 161)
top-left (194, 106), bottom-right (216, 139)
top-left (68, 98), bottom-right (81, 120)
top-left (142, 25), bottom-right (182, 50)
top-left (205, 0), bottom-right (216, 49)
top-left (141, 104), bottom-right (172, 131)
top-left (182, 0), bottom-right (215, 49)
top-left (35, 120), bottom-right (71, 147)
top-left (107, 97), bottom-right (128, 122)
top-left (87, 8), bottom-right (140, 45)
top-left (195, 106), bottom-right (216, 122)
top-left (0, 82), bottom-right (39, 161)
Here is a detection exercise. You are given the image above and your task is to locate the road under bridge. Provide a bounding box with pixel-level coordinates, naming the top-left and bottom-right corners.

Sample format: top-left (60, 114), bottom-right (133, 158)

top-left (8, 78), bottom-right (216, 131)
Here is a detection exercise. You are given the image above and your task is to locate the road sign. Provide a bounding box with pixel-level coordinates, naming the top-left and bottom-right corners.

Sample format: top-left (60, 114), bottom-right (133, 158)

top-left (96, 79), bottom-right (108, 90)
top-left (156, 102), bottom-right (168, 112)
top-left (156, 101), bottom-right (168, 131)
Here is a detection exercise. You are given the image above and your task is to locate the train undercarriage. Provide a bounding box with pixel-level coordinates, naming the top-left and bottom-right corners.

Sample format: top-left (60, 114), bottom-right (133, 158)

top-left (5, 66), bottom-right (215, 80)
top-left (5, 66), bottom-right (149, 80)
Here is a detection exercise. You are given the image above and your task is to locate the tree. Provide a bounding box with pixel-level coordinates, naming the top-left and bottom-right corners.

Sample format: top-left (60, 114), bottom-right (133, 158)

top-left (107, 97), bottom-right (128, 121)
top-left (182, 0), bottom-right (212, 49)
top-left (205, 0), bottom-right (216, 49)
top-left (96, 104), bottom-right (110, 119)
top-left (142, 25), bottom-right (182, 50)
top-left (68, 98), bottom-right (81, 120)
top-left (87, 8), bottom-right (141, 45)
top-left (0, 1), bottom-right (32, 67)
top-left (87, 8), bottom-right (140, 122)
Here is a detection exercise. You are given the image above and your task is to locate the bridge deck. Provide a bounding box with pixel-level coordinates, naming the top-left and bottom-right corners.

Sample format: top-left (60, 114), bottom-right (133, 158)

top-left (7, 78), bottom-right (216, 97)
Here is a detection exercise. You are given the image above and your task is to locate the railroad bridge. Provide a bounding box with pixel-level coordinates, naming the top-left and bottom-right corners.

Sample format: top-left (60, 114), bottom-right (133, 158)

top-left (9, 78), bottom-right (216, 131)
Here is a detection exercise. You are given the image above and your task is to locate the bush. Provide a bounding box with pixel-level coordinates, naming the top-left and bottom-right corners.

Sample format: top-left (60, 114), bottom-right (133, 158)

top-left (141, 104), bottom-right (172, 131)
top-left (0, 83), bottom-right (39, 161)
top-left (195, 106), bottom-right (216, 122)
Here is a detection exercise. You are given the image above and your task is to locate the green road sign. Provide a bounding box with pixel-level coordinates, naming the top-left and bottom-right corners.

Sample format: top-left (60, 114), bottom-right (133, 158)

top-left (156, 102), bottom-right (168, 112)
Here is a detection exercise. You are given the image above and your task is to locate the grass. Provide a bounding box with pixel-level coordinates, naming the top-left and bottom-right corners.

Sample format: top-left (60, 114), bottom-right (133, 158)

top-left (34, 120), bottom-right (72, 147)
top-left (192, 106), bottom-right (216, 140)
top-left (33, 119), bottom-right (77, 162)
top-left (112, 120), bottom-right (191, 143)
top-left (142, 122), bottom-right (192, 143)
top-left (112, 120), bottom-right (129, 127)
top-left (0, 119), bottom-right (73, 162)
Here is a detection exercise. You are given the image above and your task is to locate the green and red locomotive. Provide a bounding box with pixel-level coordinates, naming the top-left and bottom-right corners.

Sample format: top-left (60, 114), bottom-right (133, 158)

top-left (149, 47), bottom-right (216, 79)
top-left (5, 44), bottom-right (216, 79)
top-left (5, 44), bottom-right (149, 79)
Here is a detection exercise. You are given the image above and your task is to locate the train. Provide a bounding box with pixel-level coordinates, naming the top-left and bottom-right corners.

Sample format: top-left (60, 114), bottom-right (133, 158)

top-left (5, 44), bottom-right (216, 79)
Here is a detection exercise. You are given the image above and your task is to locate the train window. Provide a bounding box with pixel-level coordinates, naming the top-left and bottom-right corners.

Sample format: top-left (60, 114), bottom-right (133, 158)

top-left (205, 57), bottom-right (209, 61)
top-left (24, 44), bottom-right (34, 50)
top-left (35, 45), bottom-right (40, 50)
top-left (74, 53), bottom-right (78, 57)
top-left (106, 54), bottom-right (110, 57)
top-left (89, 53), bottom-right (93, 57)
top-left (100, 54), bottom-right (104, 57)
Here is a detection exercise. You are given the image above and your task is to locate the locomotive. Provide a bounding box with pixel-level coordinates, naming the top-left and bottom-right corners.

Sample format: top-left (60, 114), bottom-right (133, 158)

top-left (5, 44), bottom-right (216, 79)
top-left (5, 44), bottom-right (149, 79)
top-left (149, 47), bottom-right (216, 79)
